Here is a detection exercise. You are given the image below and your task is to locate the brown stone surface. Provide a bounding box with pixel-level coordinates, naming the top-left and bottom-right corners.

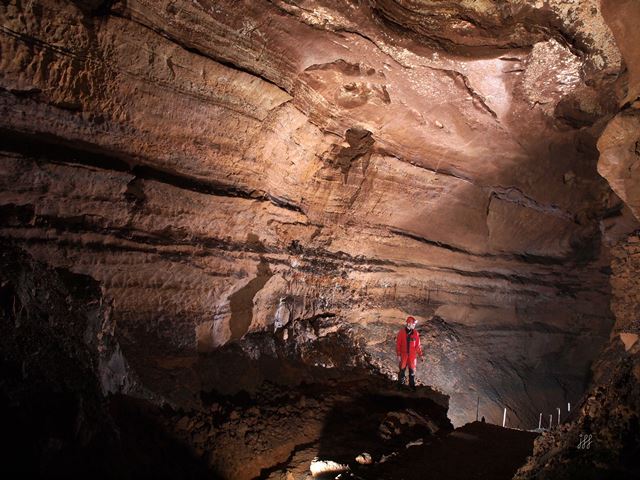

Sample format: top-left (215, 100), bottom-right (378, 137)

top-left (509, 1), bottom-right (640, 477)
top-left (0, 0), bottom-right (633, 440)
top-left (597, 110), bottom-right (640, 221)
top-left (601, 0), bottom-right (640, 106)
top-left (609, 234), bottom-right (640, 335)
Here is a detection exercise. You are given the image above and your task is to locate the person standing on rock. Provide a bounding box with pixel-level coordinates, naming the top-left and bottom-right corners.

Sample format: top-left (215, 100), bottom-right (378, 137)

top-left (396, 316), bottom-right (424, 390)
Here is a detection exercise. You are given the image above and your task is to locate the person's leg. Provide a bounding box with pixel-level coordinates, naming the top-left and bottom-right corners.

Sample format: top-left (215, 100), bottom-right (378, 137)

top-left (398, 357), bottom-right (408, 385)
top-left (409, 367), bottom-right (416, 389)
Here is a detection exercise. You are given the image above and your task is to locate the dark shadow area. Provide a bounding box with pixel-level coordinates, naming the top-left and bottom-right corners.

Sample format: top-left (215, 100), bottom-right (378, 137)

top-left (0, 243), bottom-right (219, 479)
top-left (106, 395), bottom-right (219, 480)
top-left (364, 421), bottom-right (538, 480)
top-left (315, 387), bottom-right (453, 467)
top-left (0, 391), bottom-right (217, 479)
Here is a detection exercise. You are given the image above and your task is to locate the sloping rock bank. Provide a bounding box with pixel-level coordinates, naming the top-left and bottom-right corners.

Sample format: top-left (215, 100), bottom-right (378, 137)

top-left (513, 238), bottom-right (640, 480)
top-left (514, 347), bottom-right (640, 480)
top-left (0, 244), bottom-right (212, 479)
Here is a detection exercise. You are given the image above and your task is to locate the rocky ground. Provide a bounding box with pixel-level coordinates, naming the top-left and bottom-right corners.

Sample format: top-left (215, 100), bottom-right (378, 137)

top-left (368, 421), bottom-right (538, 480)
top-left (164, 379), bottom-right (451, 480)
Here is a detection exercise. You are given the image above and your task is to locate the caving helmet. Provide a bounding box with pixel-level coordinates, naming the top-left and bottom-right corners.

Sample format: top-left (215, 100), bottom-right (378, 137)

top-left (406, 316), bottom-right (417, 329)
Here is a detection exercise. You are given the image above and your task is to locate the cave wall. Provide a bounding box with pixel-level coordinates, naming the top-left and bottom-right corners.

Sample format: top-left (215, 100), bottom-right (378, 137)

top-left (0, 243), bottom-right (221, 479)
top-left (514, 234), bottom-right (640, 480)
top-left (514, 1), bottom-right (640, 477)
top-left (0, 0), bottom-right (629, 427)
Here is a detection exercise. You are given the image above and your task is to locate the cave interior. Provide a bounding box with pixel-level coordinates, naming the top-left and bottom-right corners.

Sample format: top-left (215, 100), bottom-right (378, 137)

top-left (1, 1), bottom-right (640, 479)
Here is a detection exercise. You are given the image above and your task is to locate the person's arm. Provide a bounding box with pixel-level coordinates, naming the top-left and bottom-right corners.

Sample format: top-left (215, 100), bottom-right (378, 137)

top-left (396, 330), bottom-right (402, 360)
top-left (416, 331), bottom-right (424, 360)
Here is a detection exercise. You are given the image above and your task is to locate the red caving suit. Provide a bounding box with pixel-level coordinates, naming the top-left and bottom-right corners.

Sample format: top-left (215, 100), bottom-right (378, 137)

top-left (396, 327), bottom-right (423, 370)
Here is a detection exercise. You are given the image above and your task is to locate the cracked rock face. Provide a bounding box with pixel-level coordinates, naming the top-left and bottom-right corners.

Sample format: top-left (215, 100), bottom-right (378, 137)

top-left (0, 0), bottom-right (636, 440)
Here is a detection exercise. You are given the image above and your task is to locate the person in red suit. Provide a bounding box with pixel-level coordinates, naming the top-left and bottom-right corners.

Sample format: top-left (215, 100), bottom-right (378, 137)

top-left (396, 316), bottom-right (424, 390)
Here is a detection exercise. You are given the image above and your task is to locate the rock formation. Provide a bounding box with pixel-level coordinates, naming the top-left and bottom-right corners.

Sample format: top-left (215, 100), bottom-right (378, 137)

top-left (0, 243), bottom-right (214, 478)
top-left (1, 0), bottom-right (640, 478)
top-left (513, 2), bottom-right (640, 478)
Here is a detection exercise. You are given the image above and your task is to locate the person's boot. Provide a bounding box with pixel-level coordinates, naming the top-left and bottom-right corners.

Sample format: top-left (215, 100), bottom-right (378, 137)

top-left (398, 368), bottom-right (406, 387)
top-left (409, 368), bottom-right (416, 391)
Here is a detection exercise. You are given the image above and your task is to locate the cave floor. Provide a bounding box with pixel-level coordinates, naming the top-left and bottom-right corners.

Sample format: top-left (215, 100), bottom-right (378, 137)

top-left (181, 377), bottom-right (537, 480)
top-left (359, 421), bottom-right (539, 480)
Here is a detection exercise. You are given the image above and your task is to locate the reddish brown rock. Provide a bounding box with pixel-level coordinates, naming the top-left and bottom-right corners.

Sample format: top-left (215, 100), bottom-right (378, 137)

top-left (601, 0), bottom-right (640, 106)
top-left (597, 111), bottom-right (640, 221)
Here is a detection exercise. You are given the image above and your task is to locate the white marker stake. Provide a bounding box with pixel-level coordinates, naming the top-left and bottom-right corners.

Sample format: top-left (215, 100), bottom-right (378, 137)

top-left (557, 407), bottom-right (561, 426)
top-left (549, 414), bottom-right (553, 429)
top-left (538, 413), bottom-right (542, 429)
top-left (502, 407), bottom-right (507, 428)
top-left (568, 402), bottom-right (571, 412)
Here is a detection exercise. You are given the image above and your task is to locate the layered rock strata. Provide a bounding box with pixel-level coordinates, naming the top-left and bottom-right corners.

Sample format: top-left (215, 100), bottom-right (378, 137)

top-left (0, 0), bottom-right (629, 431)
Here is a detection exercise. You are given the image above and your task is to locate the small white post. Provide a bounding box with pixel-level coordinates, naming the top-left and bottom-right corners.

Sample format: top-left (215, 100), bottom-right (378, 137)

top-left (557, 407), bottom-right (561, 426)
top-left (549, 414), bottom-right (553, 429)
top-left (568, 402), bottom-right (571, 412)
top-left (538, 413), bottom-right (542, 429)
top-left (502, 407), bottom-right (507, 428)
